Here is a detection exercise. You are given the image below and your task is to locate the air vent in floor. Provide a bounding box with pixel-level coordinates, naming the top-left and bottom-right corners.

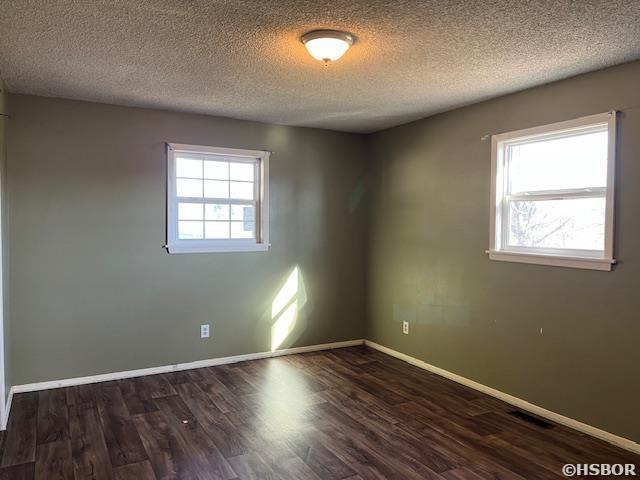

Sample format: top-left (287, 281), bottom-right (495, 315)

top-left (508, 410), bottom-right (554, 429)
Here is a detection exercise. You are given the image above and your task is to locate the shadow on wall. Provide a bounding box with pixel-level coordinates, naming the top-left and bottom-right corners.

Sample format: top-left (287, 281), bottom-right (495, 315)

top-left (269, 266), bottom-right (310, 351)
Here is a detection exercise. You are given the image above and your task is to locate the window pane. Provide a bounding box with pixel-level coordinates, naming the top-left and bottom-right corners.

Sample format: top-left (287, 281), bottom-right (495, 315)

top-left (205, 221), bottom-right (230, 239)
top-left (507, 130), bottom-right (608, 193)
top-left (204, 204), bottom-right (230, 220)
top-left (230, 162), bottom-right (255, 181)
top-left (178, 203), bottom-right (203, 221)
top-left (204, 161), bottom-right (229, 180)
top-left (508, 197), bottom-right (605, 251)
top-left (204, 180), bottom-right (229, 198)
top-left (177, 179), bottom-right (203, 198)
top-left (231, 221), bottom-right (255, 239)
top-left (230, 181), bottom-right (254, 200)
top-left (176, 158), bottom-right (202, 178)
top-left (178, 221), bottom-right (203, 239)
top-left (231, 204), bottom-right (255, 222)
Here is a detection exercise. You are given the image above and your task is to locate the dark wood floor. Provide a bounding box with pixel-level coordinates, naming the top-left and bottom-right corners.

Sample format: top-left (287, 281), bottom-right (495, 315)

top-left (0, 346), bottom-right (637, 479)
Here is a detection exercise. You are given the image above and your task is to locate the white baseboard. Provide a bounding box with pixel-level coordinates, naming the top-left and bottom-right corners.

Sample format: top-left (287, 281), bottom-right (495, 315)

top-left (364, 340), bottom-right (640, 455)
top-left (1, 338), bottom-right (364, 430)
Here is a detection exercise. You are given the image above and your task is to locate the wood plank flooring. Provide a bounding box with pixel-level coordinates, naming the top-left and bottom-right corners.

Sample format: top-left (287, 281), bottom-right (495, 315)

top-left (0, 346), bottom-right (637, 479)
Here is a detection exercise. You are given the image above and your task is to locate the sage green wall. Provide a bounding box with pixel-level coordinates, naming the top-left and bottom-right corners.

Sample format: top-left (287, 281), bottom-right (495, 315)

top-left (367, 60), bottom-right (640, 443)
top-left (0, 79), bottom-right (9, 405)
top-left (7, 94), bottom-right (368, 385)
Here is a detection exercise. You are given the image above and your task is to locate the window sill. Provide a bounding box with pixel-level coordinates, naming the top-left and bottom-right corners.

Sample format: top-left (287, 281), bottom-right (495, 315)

top-left (166, 243), bottom-right (269, 254)
top-left (487, 250), bottom-right (615, 271)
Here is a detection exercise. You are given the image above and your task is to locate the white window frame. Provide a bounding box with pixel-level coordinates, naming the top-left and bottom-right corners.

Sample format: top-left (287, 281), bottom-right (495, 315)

top-left (488, 112), bottom-right (616, 271)
top-left (166, 143), bottom-right (270, 254)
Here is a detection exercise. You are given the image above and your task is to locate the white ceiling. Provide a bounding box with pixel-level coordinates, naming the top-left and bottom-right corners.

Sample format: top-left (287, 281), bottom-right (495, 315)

top-left (1, 0), bottom-right (639, 133)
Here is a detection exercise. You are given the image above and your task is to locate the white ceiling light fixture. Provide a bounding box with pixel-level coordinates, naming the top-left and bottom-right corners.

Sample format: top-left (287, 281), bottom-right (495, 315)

top-left (301, 30), bottom-right (355, 64)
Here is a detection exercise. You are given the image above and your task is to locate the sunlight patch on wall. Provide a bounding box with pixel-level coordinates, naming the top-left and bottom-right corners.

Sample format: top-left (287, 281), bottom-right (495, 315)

top-left (271, 300), bottom-right (298, 352)
top-left (272, 267), bottom-right (299, 319)
top-left (270, 266), bottom-right (307, 351)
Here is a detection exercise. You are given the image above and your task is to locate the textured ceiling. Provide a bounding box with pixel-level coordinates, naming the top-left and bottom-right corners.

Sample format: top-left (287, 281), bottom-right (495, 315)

top-left (1, 1), bottom-right (640, 133)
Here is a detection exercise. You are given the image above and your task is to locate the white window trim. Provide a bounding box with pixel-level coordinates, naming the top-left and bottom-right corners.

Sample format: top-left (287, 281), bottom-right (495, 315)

top-left (488, 112), bottom-right (617, 271)
top-left (166, 143), bottom-right (270, 254)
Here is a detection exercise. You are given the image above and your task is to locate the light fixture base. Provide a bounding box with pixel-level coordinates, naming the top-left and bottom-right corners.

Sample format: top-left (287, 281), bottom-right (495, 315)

top-left (301, 30), bottom-right (355, 45)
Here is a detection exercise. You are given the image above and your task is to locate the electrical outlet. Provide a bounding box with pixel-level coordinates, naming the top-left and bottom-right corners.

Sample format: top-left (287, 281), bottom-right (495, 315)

top-left (200, 324), bottom-right (210, 339)
top-left (402, 321), bottom-right (409, 335)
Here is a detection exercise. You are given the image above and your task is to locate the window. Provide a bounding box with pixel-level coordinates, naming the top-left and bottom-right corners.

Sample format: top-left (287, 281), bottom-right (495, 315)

top-left (166, 143), bottom-right (269, 253)
top-left (488, 112), bottom-right (616, 271)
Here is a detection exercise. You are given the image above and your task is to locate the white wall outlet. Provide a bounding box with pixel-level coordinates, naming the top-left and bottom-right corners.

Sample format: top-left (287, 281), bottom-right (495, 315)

top-left (200, 324), bottom-right (210, 339)
top-left (402, 321), bottom-right (409, 335)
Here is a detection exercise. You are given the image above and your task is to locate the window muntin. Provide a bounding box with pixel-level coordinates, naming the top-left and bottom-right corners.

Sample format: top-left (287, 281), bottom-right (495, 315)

top-left (489, 112), bottom-right (616, 270)
top-left (167, 144), bottom-right (269, 253)
top-left (175, 155), bottom-right (257, 241)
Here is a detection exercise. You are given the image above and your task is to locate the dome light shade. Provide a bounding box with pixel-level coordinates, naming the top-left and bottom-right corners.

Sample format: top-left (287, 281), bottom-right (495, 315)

top-left (301, 30), bottom-right (354, 63)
